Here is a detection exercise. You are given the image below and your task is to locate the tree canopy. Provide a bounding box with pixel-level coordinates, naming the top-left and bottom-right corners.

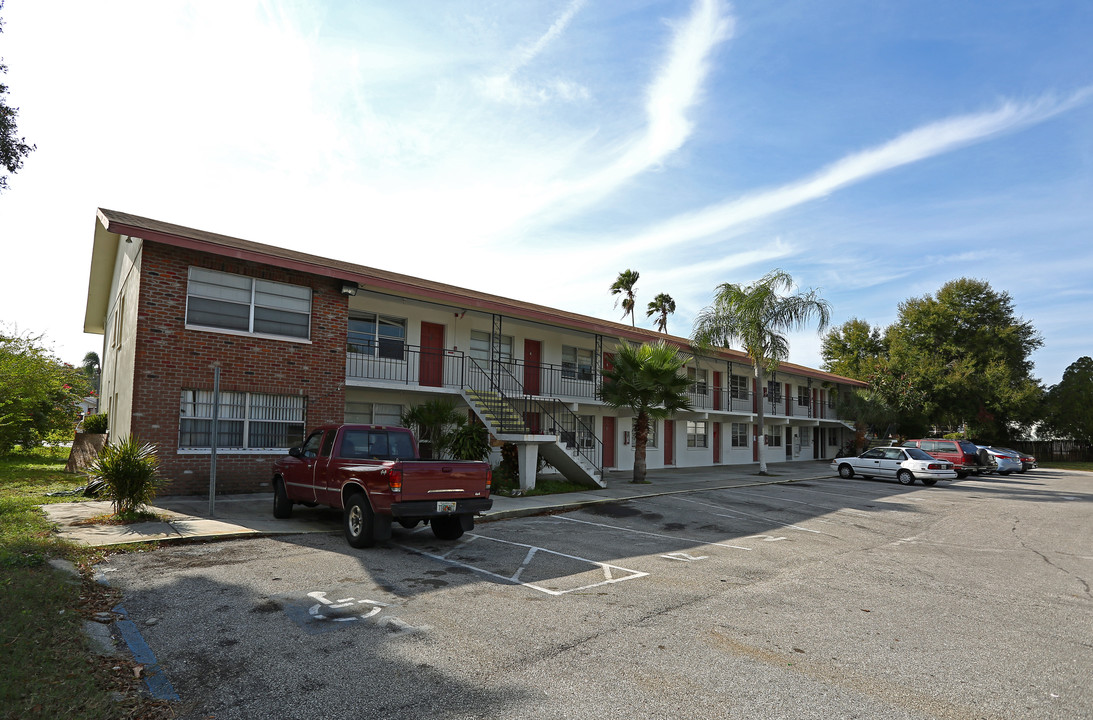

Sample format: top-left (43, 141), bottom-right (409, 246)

top-left (692, 269), bottom-right (830, 473)
top-left (1041, 356), bottom-right (1093, 445)
top-left (645, 293), bottom-right (676, 334)
top-left (0, 329), bottom-right (91, 453)
top-left (0, 1), bottom-right (35, 193)
top-left (822, 278), bottom-right (1042, 441)
top-left (599, 341), bottom-right (691, 483)
top-left (609, 269), bottom-right (640, 326)
top-left (821, 318), bottom-right (885, 379)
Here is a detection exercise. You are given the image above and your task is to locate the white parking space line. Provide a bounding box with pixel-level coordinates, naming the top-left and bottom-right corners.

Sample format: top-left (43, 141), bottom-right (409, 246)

top-left (721, 486), bottom-right (871, 515)
top-left (672, 496), bottom-right (827, 535)
top-left (558, 515), bottom-right (753, 551)
top-left (395, 534), bottom-right (649, 596)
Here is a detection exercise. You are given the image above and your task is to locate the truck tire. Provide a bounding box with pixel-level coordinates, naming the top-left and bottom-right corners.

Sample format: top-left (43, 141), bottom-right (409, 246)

top-left (273, 478), bottom-right (292, 519)
top-left (431, 515), bottom-right (465, 541)
top-left (344, 494), bottom-right (376, 548)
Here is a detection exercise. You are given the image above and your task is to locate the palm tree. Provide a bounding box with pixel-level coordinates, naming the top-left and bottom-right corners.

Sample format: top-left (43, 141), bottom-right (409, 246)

top-left (599, 341), bottom-right (692, 483)
top-left (691, 269), bottom-right (830, 474)
top-left (609, 269), bottom-right (640, 326)
top-left (81, 351), bottom-right (101, 392)
top-left (400, 399), bottom-right (463, 459)
top-left (646, 293), bottom-right (676, 333)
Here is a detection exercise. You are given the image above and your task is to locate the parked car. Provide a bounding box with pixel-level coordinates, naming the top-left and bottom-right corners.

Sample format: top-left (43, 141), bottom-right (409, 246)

top-left (980, 446), bottom-right (1023, 475)
top-left (993, 447), bottom-right (1037, 471)
top-left (831, 446), bottom-right (957, 486)
top-left (272, 424), bottom-right (493, 548)
top-left (901, 438), bottom-right (992, 478)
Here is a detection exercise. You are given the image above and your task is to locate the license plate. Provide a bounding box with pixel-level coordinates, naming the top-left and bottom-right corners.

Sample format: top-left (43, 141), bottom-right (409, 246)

top-left (437, 501), bottom-right (456, 513)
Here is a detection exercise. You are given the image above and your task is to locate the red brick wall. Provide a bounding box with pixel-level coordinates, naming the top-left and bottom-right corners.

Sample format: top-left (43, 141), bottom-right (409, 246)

top-left (133, 241), bottom-right (347, 495)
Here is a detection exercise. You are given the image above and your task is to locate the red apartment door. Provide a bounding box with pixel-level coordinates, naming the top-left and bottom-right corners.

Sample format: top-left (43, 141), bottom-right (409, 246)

top-left (602, 416), bottom-right (616, 468)
top-left (524, 340), bottom-right (541, 395)
top-left (713, 422), bottom-right (721, 463)
top-left (664, 420), bottom-right (675, 466)
top-left (420, 322), bottom-right (445, 387)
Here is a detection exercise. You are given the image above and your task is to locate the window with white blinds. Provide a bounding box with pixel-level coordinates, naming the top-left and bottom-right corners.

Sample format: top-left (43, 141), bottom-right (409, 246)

top-left (186, 267), bottom-right (311, 340)
top-left (179, 390), bottom-right (305, 450)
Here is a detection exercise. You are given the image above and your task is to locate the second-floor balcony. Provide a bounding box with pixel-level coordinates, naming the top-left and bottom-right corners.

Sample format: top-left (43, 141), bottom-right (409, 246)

top-left (345, 342), bottom-right (847, 422)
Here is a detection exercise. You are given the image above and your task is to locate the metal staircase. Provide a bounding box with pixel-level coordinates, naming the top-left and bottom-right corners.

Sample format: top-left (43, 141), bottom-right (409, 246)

top-left (461, 362), bottom-right (604, 489)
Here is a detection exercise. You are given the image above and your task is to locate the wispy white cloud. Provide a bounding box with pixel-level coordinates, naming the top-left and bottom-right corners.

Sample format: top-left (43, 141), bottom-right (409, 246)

top-left (477, 0), bottom-right (590, 105)
top-left (611, 88), bottom-right (1093, 255)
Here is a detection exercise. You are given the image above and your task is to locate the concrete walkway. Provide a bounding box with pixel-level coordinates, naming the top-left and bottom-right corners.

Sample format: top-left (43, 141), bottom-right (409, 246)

top-left (42, 460), bottom-right (837, 547)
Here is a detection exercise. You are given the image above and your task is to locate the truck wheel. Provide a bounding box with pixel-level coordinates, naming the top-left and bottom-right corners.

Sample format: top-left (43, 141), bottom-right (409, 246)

top-left (431, 516), bottom-right (464, 541)
top-left (273, 478), bottom-right (292, 519)
top-left (344, 494), bottom-right (376, 548)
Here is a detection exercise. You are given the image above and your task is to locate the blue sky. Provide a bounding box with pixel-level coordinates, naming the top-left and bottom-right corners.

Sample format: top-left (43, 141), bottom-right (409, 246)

top-left (1, 0), bottom-right (1090, 385)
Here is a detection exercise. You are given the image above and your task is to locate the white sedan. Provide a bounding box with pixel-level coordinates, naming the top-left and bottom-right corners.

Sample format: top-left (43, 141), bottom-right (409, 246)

top-left (831, 446), bottom-right (958, 486)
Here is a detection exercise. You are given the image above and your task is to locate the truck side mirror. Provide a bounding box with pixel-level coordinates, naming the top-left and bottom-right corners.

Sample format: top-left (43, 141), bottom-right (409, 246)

top-left (288, 446), bottom-right (303, 458)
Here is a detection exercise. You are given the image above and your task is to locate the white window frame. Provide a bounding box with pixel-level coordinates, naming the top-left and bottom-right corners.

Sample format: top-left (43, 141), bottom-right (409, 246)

top-left (185, 267), bottom-right (312, 342)
top-left (686, 420), bottom-right (708, 448)
top-left (765, 427), bottom-right (783, 447)
top-left (470, 330), bottom-right (513, 365)
top-left (730, 374), bottom-right (749, 400)
top-left (178, 390), bottom-right (305, 453)
top-left (348, 312), bottom-right (407, 360)
top-left (562, 346), bottom-right (594, 381)
top-left (688, 367), bottom-right (709, 396)
top-left (345, 401), bottom-right (403, 426)
top-left (731, 422), bottom-right (749, 447)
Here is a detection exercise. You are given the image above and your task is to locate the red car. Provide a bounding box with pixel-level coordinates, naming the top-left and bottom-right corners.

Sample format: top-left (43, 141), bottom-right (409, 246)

top-left (901, 438), bottom-right (992, 478)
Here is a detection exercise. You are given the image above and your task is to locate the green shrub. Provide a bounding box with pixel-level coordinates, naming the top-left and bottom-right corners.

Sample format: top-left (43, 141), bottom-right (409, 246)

top-left (448, 421), bottom-right (491, 461)
top-left (81, 412), bottom-right (108, 434)
top-left (85, 436), bottom-right (164, 515)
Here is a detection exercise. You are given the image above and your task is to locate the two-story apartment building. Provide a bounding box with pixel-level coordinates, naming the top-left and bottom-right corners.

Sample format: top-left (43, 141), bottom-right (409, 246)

top-left (83, 209), bottom-right (863, 495)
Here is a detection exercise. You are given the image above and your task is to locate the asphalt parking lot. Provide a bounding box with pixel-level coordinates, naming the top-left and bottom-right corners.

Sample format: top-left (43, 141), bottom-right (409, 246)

top-left (98, 469), bottom-right (1093, 720)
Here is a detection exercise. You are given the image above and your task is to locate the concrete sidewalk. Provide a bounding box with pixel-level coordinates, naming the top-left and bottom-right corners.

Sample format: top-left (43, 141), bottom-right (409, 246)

top-left (42, 461), bottom-right (836, 547)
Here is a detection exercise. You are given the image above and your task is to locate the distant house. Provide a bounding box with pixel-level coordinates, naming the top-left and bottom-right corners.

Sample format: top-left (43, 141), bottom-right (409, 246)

top-left (82, 209), bottom-right (863, 495)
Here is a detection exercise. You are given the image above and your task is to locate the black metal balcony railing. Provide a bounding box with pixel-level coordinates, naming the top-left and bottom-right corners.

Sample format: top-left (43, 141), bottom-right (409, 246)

top-left (345, 342), bottom-right (845, 422)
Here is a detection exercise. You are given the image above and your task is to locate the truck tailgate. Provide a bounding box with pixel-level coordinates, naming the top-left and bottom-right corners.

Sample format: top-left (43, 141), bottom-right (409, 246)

top-left (396, 461), bottom-right (491, 502)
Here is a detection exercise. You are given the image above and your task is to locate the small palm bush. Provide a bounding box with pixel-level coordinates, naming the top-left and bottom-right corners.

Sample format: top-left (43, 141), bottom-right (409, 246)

top-left (85, 436), bottom-right (164, 515)
top-left (82, 412), bottom-right (109, 434)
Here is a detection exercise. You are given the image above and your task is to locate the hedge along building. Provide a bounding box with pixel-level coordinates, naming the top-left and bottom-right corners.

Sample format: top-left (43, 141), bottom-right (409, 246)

top-left (83, 209), bottom-right (864, 495)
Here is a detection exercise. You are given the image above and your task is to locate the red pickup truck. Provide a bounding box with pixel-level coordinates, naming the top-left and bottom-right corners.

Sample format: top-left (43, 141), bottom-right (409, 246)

top-left (271, 424), bottom-right (493, 548)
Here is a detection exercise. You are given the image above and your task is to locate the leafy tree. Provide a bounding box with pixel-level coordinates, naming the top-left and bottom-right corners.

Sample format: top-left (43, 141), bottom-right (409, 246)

top-left (0, 328), bottom-right (90, 453)
top-left (821, 318), bottom-right (885, 379)
top-left (609, 269), bottom-right (640, 326)
top-left (646, 293), bottom-right (676, 334)
top-left (692, 269), bottom-right (830, 474)
top-left (0, 1), bottom-right (36, 193)
top-left (599, 341), bottom-right (692, 483)
top-left (1042, 356), bottom-right (1093, 444)
top-left (885, 278), bottom-right (1042, 440)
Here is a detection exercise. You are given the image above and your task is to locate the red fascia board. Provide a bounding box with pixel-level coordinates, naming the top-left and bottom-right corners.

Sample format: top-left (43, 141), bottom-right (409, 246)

top-left (105, 220), bottom-right (655, 343)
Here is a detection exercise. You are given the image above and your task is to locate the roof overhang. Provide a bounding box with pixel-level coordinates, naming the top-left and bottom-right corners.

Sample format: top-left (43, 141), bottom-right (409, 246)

top-left (83, 211), bottom-right (121, 334)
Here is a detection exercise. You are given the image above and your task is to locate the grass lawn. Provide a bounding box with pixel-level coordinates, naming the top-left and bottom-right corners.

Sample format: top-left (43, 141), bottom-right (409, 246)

top-left (1039, 461), bottom-right (1093, 472)
top-left (0, 447), bottom-right (169, 719)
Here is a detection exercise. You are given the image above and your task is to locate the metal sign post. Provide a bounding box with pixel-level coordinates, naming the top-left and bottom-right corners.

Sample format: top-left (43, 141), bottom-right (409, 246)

top-left (209, 366), bottom-right (220, 517)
